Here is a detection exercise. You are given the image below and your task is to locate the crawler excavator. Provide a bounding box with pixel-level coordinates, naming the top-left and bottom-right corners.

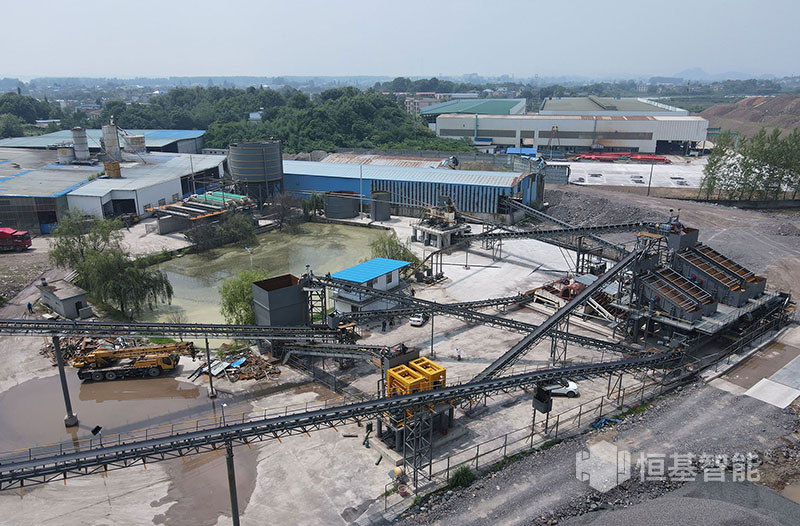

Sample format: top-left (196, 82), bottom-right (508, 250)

top-left (71, 342), bottom-right (191, 381)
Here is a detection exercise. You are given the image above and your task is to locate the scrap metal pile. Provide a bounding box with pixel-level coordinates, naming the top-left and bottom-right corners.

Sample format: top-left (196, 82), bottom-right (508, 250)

top-left (188, 348), bottom-right (281, 383)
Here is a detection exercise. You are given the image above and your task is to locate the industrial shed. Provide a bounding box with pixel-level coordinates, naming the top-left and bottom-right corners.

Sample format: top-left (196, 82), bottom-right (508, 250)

top-left (282, 160), bottom-right (541, 222)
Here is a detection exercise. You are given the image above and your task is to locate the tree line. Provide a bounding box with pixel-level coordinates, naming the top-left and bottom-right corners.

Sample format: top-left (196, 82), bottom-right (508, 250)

top-left (700, 129), bottom-right (800, 201)
top-left (0, 87), bottom-right (474, 153)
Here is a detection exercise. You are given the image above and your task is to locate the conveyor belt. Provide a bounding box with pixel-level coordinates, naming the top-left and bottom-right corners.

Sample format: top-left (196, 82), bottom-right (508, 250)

top-left (475, 248), bottom-right (642, 381)
top-left (0, 319), bottom-right (345, 341)
top-left (0, 349), bottom-right (675, 490)
top-left (314, 276), bottom-right (636, 355)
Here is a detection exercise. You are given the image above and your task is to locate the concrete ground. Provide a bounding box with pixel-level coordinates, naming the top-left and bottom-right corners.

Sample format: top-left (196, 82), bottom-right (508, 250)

top-left (119, 217), bottom-right (193, 257)
top-left (566, 159), bottom-right (706, 188)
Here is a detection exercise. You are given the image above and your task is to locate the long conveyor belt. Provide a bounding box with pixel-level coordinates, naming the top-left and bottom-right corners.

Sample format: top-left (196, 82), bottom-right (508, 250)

top-left (0, 349), bottom-right (676, 490)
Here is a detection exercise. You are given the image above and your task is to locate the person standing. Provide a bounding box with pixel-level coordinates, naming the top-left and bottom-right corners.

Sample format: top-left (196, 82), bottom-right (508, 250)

top-left (26, 301), bottom-right (33, 314)
top-left (456, 347), bottom-right (462, 361)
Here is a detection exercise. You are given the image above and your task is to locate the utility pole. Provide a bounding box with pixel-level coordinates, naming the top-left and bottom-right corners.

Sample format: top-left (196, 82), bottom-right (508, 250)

top-left (190, 154), bottom-right (197, 195)
top-left (359, 165), bottom-right (364, 217)
top-left (52, 336), bottom-right (78, 427)
top-left (430, 312), bottom-right (435, 358)
top-left (646, 160), bottom-right (655, 197)
top-left (225, 440), bottom-right (241, 526)
top-left (205, 338), bottom-right (216, 398)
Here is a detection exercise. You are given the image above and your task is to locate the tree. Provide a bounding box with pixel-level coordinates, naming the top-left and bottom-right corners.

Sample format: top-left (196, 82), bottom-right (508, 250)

top-left (370, 231), bottom-right (420, 275)
top-left (49, 211), bottom-right (173, 318)
top-left (267, 193), bottom-right (300, 231)
top-left (220, 268), bottom-right (269, 325)
top-left (0, 114), bottom-right (24, 138)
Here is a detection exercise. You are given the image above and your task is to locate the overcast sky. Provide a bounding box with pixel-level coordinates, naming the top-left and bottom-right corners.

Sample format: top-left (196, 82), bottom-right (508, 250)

top-left (2, 0), bottom-right (798, 79)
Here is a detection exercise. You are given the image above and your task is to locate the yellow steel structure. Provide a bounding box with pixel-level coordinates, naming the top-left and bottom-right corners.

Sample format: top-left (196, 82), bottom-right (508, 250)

top-left (408, 357), bottom-right (446, 390)
top-left (386, 365), bottom-right (426, 397)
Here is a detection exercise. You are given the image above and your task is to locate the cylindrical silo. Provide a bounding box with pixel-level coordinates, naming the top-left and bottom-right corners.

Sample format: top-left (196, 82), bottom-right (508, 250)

top-left (71, 127), bottom-right (90, 161)
top-left (124, 134), bottom-right (146, 153)
top-left (57, 146), bottom-right (75, 165)
top-left (102, 124), bottom-right (121, 160)
top-left (370, 191), bottom-right (391, 221)
top-left (228, 141), bottom-right (283, 185)
top-left (324, 191), bottom-right (358, 219)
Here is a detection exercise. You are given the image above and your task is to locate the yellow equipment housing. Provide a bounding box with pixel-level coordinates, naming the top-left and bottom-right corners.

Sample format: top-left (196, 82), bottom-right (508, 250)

top-left (407, 357), bottom-right (446, 390)
top-left (386, 365), bottom-right (426, 397)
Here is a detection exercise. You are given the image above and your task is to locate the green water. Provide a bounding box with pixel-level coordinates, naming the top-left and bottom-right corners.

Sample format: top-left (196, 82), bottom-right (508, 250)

top-left (139, 223), bottom-right (383, 326)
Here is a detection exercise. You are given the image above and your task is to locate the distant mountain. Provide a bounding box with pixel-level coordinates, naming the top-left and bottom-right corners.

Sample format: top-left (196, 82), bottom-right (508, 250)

top-left (673, 68), bottom-right (776, 82)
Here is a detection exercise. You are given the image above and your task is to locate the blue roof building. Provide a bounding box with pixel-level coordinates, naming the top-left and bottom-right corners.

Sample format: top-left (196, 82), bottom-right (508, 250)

top-left (330, 258), bottom-right (411, 313)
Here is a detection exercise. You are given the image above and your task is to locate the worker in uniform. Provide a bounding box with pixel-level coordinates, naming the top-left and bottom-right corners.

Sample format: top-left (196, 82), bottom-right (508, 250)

top-left (26, 301), bottom-right (33, 314)
top-left (456, 347), bottom-right (462, 361)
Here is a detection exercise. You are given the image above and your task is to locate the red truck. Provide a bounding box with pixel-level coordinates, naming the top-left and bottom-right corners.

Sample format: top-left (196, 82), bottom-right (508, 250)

top-left (0, 227), bottom-right (32, 252)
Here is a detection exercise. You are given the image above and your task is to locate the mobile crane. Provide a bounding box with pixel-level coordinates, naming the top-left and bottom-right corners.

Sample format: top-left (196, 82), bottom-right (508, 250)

top-left (71, 342), bottom-right (191, 381)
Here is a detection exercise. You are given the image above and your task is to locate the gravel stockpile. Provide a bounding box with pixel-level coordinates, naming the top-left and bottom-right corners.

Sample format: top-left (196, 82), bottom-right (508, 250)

top-left (543, 190), bottom-right (665, 226)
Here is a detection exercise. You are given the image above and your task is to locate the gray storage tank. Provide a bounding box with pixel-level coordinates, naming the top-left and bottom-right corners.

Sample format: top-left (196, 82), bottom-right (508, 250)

top-left (370, 191), bottom-right (391, 221)
top-left (324, 191), bottom-right (359, 219)
top-left (228, 141), bottom-right (283, 185)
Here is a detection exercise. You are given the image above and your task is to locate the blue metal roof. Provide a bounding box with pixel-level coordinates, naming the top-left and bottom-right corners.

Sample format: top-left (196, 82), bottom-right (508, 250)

top-left (283, 161), bottom-right (529, 188)
top-left (331, 258), bottom-right (411, 284)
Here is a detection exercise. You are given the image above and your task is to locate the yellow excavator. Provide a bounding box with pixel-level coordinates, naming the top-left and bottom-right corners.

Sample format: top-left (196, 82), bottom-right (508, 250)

top-left (72, 342), bottom-right (192, 381)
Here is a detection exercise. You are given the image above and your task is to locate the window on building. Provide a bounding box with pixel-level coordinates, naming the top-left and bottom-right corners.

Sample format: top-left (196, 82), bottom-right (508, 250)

top-left (386, 272), bottom-right (393, 284)
top-left (172, 194), bottom-right (179, 202)
top-left (158, 198), bottom-right (166, 206)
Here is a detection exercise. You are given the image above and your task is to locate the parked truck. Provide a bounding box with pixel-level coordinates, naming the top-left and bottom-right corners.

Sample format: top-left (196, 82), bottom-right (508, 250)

top-left (71, 342), bottom-right (191, 381)
top-left (0, 227), bottom-right (32, 252)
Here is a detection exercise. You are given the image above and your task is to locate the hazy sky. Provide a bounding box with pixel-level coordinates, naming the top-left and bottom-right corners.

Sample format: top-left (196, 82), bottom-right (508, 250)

top-left (2, 0), bottom-right (798, 79)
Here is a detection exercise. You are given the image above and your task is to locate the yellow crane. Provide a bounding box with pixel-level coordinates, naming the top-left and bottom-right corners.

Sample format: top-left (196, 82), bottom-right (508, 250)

top-left (72, 342), bottom-right (192, 381)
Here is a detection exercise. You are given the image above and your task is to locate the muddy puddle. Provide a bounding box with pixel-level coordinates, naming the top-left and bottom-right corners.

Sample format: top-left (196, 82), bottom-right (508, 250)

top-left (0, 371), bottom-right (251, 452)
top-left (151, 443), bottom-right (260, 526)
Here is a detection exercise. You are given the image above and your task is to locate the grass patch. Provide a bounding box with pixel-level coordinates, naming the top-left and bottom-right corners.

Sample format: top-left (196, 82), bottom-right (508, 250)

top-left (149, 337), bottom-right (178, 345)
top-left (539, 439), bottom-right (559, 450)
top-left (447, 465), bottom-right (476, 489)
top-left (617, 402), bottom-right (651, 420)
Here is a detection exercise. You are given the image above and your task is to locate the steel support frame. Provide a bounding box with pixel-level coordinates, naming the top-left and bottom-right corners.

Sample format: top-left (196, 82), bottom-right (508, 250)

top-left (403, 410), bottom-right (434, 490)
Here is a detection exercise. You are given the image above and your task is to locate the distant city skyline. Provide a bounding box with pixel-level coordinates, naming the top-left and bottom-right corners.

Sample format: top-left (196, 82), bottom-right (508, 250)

top-left (1, 0), bottom-right (798, 79)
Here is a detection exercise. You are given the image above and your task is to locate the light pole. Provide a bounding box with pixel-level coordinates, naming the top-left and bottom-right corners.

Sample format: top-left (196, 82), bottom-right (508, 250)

top-left (52, 336), bottom-right (78, 427)
top-left (244, 247), bottom-right (253, 267)
top-left (221, 403), bottom-right (228, 426)
top-left (359, 165), bottom-right (364, 218)
top-left (646, 160), bottom-right (655, 197)
top-left (205, 338), bottom-right (216, 399)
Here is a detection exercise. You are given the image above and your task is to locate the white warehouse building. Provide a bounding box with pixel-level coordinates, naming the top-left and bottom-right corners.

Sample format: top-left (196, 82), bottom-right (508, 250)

top-left (436, 97), bottom-right (708, 154)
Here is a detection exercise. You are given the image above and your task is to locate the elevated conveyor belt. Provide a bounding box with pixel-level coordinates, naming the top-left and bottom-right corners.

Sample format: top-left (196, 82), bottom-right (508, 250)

top-left (0, 319), bottom-right (345, 341)
top-left (314, 276), bottom-right (637, 355)
top-left (0, 349), bottom-right (676, 490)
top-left (475, 248), bottom-right (642, 381)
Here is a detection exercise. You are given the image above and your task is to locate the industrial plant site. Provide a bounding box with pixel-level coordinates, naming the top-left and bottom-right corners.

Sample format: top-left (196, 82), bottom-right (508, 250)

top-left (1, 3), bottom-right (800, 525)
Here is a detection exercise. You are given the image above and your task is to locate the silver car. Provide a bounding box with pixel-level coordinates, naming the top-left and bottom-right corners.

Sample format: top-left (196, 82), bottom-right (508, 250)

top-left (544, 380), bottom-right (580, 398)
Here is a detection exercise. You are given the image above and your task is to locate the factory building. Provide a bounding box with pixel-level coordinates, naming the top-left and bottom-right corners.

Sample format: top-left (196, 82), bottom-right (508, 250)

top-left (435, 97), bottom-right (708, 154)
top-left (0, 128), bottom-right (206, 154)
top-left (282, 161), bottom-right (542, 222)
top-left (0, 142), bottom-right (224, 232)
top-left (419, 98), bottom-right (526, 120)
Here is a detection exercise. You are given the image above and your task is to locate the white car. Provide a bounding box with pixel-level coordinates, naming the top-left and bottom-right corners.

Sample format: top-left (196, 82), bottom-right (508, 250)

top-left (409, 313), bottom-right (429, 327)
top-left (545, 380), bottom-right (580, 398)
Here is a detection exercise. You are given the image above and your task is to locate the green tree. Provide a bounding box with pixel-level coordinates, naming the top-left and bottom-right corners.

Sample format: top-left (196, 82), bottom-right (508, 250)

top-left (0, 114), bottom-right (24, 138)
top-left (220, 268), bottom-right (269, 325)
top-left (370, 231), bottom-right (420, 275)
top-left (49, 211), bottom-right (173, 318)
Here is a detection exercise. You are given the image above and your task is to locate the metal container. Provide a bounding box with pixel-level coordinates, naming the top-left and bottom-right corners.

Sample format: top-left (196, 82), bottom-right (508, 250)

top-left (370, 191), bottom-right (391, 221)
top-left (228, 141), bottom-right (283, 183)
top-left (57, 146), bottom-right (75, 165)
top-left (123, 134), bottom-right (146, 153)
top-left (324, 191), bottom-right (359, 219)
top-left (104, 161), bottom-right (121, 179)
top-left (71, 127), bottom-right (89, 161)
top-left (102, 124), bottom-right (121, 160)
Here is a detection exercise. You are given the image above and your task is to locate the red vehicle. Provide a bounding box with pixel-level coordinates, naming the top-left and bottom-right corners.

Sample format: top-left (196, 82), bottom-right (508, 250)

top-left (0, 227), bottom-right (32, 252)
